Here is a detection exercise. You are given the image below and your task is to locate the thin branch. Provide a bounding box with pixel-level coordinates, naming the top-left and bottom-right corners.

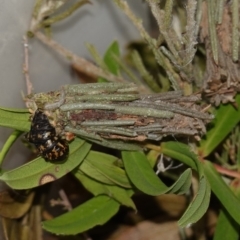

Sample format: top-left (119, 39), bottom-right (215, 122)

top-left (131, 50), bottom-right (161, 92)
top-left (59, 189), bottom-right (72, 211)
top-left (85, 43), bottom-right (109, 72)
top-left (212, 162), bottom-right (240, 180)
top-left (35, 31), bottom-right (127, 83)
top-left (23, 36), bottom-right (33, 95)
top-left (147, 0), bottom-right (179, 60)
top-left (40, 0), bottom-right (91, 27)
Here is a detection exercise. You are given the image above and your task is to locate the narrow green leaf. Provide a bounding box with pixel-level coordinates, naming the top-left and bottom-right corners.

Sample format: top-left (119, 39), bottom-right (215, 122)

top-left (178, 177), bottom-right (211, 227)
top-left (0, 139), bottom-right (91, 189)
top-left (103, 41), bottom-right (120, 75)
top-left (75, 171), bottom-right (136, 209)
top-left (199, 95), bottom-right (240, 157)
top-left (213, 172), bottom-right (240, 239)
top-left (42, 195), bottom-right (120, 235)
top-left (161, 141), bottom-right (211, 226)
top-left (86, 151), bottom-right (132, 187)
top-left (86, 43), bottom-right (108, 74)
top-left (80, 160), bottom-right (115, 186)
top-left (203, 160), bottom-right (240, 225)
top-left (213, 209), bottom-right (239, 240)
top-left (167, 168), bottom-right (192, 195)
top-left (161, 141), bottom-right (200, 172)
top-left (122, 151), bottom-right (167, 195)
top-left (0, 108), bottom-right (30, 132)
top-left (122, 151), bottom-right (192, 196)
top-left (98, 41), bottom-right (120, 82)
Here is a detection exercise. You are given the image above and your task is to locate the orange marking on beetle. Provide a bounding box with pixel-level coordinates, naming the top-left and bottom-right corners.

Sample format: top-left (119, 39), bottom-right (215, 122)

top-left (65, 132), bottom-right (75, 141)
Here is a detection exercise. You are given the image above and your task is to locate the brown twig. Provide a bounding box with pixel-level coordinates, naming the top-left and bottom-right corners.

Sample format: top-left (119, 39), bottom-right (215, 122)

top-left (23, 36), bottom-right (33, 95)
top-left (50, 189), bottom-right (73, 211)
top-left (59, 189), bottom-right (72, 211)
top-left (212, 162), bottom-right (240, 179)
top-left (35, 31), bottom-right (127, 83)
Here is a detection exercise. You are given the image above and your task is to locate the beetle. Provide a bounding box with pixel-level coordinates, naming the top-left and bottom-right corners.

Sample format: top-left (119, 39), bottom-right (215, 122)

top-left (25, 109), bottom-right (69, 162)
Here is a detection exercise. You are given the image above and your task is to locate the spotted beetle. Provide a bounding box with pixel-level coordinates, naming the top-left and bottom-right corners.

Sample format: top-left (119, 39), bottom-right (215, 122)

top-left (26, 109), bottom-right (69, 162)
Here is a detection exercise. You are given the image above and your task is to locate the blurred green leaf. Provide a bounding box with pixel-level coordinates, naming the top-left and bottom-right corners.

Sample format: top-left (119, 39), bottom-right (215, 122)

top-left (103, 41), bottom-right (120, 75)
top-left (178, 177), bottom-right (211, 227)
top-left (199, 94), bottom-right (240, 157)
top-left (0, 138), bottom-right (91, 189)
top-left (161, 141), bottom-right (211, 227)
top-left (203, 160), bottom-right (240, 225)
top-left (122, 151), bottom-right (192, 195)
top-left (0, 191), bottom-right (34, 219)
top-left (80, 151), bottom-right (132, 188)
top-left (213, 209), bottom-right (239, 240)
top-left (98, 41), bottom-right (120, 82)
top-left (75, 171), bottom-right (136, 209)
top-left (0, 107), bottom-right (30, 132)
top-left (42, 195), bottom-right (120, 235)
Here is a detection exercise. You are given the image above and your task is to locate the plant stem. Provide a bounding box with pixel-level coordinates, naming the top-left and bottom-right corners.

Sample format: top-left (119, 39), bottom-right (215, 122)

top-left (35, 31), bottom-right (127, 83)
top-left (0, 130), bottom-right (22, 167)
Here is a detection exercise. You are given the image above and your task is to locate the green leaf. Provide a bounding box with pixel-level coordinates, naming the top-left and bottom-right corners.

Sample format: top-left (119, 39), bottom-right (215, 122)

top-left (161, 141), bottom-right (200, 172)
top-left (122, 151), bottom-right (192, 195)
top-left (98, 41), bottom-right (120, 82)
top-left (161, 141), bottom-right (211, 227)
top-left (75, 171), bottom-right (136, 209)
top-left (103, 41), bottom-right (120, 75)
top-left (0, 138), bottom-right (91, 189)
top-left (213, 209), bottom-right (239, 240)
top-left (167, 168), bottom-right (192, 195)
top-left (80, 151), bottom-right (132, 188)
top-left (0, 107), bottom-right (30, 132)
top-left (203, 160), bottom-right (240, 225)
top-left (42, 195), bottom-right (120, 235)
top-left (147, 150), bottom-right (160, 168)
top-left (80, 160), bottom-right (115, 186)
top-left (213, 174), bottom-right (240, 239)
top-left (178, 177), bottom-right (211, 227)
top-left (199, 94), bottom-right (240, 157)
top-left (122, 151), bottom-right (167, 195)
